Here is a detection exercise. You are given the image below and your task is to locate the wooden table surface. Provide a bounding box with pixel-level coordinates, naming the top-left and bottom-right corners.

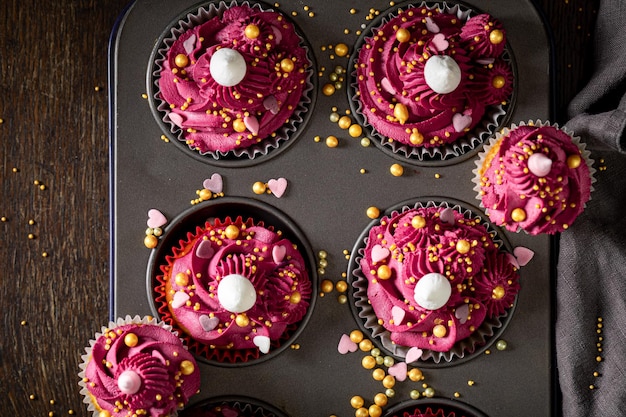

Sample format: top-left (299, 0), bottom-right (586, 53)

top-left (0, 0), bottom-right (598, 415)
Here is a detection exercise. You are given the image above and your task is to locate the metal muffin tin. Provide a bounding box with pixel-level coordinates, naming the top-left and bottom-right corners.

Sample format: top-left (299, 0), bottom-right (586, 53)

top-left (109, 0), bottom-right (556, 415)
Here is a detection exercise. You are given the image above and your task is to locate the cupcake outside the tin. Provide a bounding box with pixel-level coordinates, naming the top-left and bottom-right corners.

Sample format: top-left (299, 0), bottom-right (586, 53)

top-left (78, 315), bottom-right (201, 417)
top-left (153, 216), bottom-right (312, 364)
top-left (152, 2), bottom-right (314, 160)
top-left (351, 3), bottom-right (514, 162)
top-left (473, 120), bottom-right (595, 235)
top-left (351, 201), bottom-right (520, 363)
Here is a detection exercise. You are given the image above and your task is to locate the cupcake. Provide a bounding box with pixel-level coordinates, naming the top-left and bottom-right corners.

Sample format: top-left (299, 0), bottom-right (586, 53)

top-left (78, 315), bottom-right (201, 417)
top-left (474, 120), bottom-right (594, 235)
top-left (180, 396), bottom-right (289, 417)
top-left (349, 3), bottom-right (515, 163)
top-left (383, 398), bottom-right (488, 417)
top-left (350, 200), bottom-right (520, 364)
top-left (151, 200), bottom-right (314, 364)
top-left (150, 1), bottom-right (315, 163)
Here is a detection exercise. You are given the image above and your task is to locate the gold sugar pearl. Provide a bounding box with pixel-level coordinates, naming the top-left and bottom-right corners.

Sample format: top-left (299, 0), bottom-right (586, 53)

top-left (235, 314), bottom-right (250, 327)
top-left (489, 29), bottom-right (504, 45)
top-left (224, 224), bottom-right (240, 239)
top-left (233, 118), bottom-right (247, 133)
top-left (199, 189), bottom-right (212, 201)
top-left (382, 375), bottom-right (396, 388)
top-left (372, 368), bottom-right (386, 381)
top-left (175, 272), bottom-right (189, 286)
top-left (348, 124), bottom-right (363, 138)
top-left (408, 368), bottom-right (423, 381)
top-left (350, 329), bottom-right (364, 343)
top-left (492, 75), bottom-right (506, 89)
top-left (124, 332), bottom-right (139, 347)
top-left (369, 404), bottom-right (383, 417)
top-left (326, 135), bottom-right (339, 148)
top-left (355, 408), bottom-right (368, 417)
top-left (373, 393), bottom-right (388, 407)
top-left (338, 115), bottom-right (352, 129)
top-left (456, 239), bottom-right (471, 254)
top-left (244, 24), bottom-right (260, 39)
top-left (335, 280), bottom-right (348, 293)
top-left (367, 206), bottom-right (381, 219)
top-left (411, 215), bottom-right (426, 229)
top-left (320, 279), bottom-right (334, 293)
top-left (144, 234), bottom-right (158, 249)
top-left (350, 395), bottom-right (365, 409)
top-left (389, 163), bottom-right (404, 177)
top-left (410, 130), bottom-right (424, 145)
top-left (252, 181), bottom-right (267, 195)
top-left (567, 154), bottom-right (582, 169)
top-left (175, 54), bottom-right (189, 68)
top-left (359, 339), bottom-right (373, 351)
top-left (280, 58), bottom-right (295, 73)
top-left (396, 28), bottom-right (411, 43)
top-left (180, 360), bottom-right (195, 375)
top-left (290, 291), bottom-right (302, 304)
top-left (377, 265), bottom-right (392, 280)
top-left (492, 285), bottom-right (505, 300)
top-left (432, 324), bottom-right (447, 338)
top-left (322, 83), bottom-right (336, 96)
top-left (334, 43), bottom-right (349, 57)
top-left (511, 208), bottom-right (527, 222)
top-left (362, 355), bottom-right (377, 369)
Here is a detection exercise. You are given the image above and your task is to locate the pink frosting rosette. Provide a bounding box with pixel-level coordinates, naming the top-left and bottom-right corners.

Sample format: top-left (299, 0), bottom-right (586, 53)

top-left (78, 316), bottom-right (200, 417)
top-left (350, 2), bottom-right (515, 162)
top-left (474, 120), bottom-right (595, 235)
top-left (350, 201), bottom-right (520, 363)
top-left (154, 216), bottom-right (312, 364)
top-left (151, 2), bottom-right (314, 161)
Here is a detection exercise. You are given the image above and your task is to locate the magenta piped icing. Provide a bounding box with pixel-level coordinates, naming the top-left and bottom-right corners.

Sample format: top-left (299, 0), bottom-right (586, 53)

top-left (83, 322), bottom-right (200, 417)
top-left (158, 217), bottom-right (311, 354)
top-left (359, 206), bottom-right (519, 352)
top-left (157, 5), bottom-right (311, 154)
top-left (354, 6), bottom-right (513, 148)
top-left (478, 124), bottom-right (593, 235)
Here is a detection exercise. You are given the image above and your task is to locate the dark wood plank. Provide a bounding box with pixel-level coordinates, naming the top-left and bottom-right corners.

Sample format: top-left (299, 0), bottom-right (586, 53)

top-left (0, 0), bottom-right (598, 414)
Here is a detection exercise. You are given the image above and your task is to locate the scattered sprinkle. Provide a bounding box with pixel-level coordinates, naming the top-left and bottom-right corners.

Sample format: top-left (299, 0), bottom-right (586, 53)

top-left (366, 206), bottom-right (380, 219)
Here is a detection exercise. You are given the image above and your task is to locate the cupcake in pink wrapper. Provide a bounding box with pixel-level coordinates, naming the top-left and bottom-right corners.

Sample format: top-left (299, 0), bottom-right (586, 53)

top-left (473, 120), bottom-right (595, 235)
top-left (349, 3), bottom-right (515, 163)
top-left (153, 214), bottom-right (313, 364)
top-left (150, 2), bottom-right (315, 162)
top-left (350, 200), bottom-right (520, 364)
top-left (78, 315), bottom-right (200, 417)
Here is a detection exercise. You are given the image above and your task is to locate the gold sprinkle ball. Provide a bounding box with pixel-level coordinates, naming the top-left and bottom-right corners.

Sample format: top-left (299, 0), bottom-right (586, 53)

top-left (244, 23), bottom-right (260, 39)
top-left (369, 404), bottom-right (383, 417)
top-left (348, 124), bottom-right (363, 138)
top-left (252, 181), bottom-right (267, 194)
top-left (144, 234), bottom-right (158, 249)
top-left (326, 135), bottom-right (339, 148)
top-left (511, 207), bottom-right (527, 222)
top-left (338, 115), bottom-right (352, 129)
top-left (396, 28), bottom-right (411, 43)
top-left (373, 393), bottom-right (388, 406)
top-left (321, 279), bottom-right (334, 293)
top-left (350, 395), bottom-right (365, 409)
top-left (224, 224), bottom-right (240, 239)
top-left (124, 332), bottom-right (139, 347)
top-left (334, 43), bottom-right (349, 57)
top-left (367, 206), bottom-right (380, 219)
top-left (322, 83), bottom-right (336, 96)
top-left (350, 329), bottom-right (364, 343)
top-left (389, 163), bottom-right (404, 177)
top-left (174, 53), bottom-right (189, 68)
top-left (180, 359), bottom-right (196, 375)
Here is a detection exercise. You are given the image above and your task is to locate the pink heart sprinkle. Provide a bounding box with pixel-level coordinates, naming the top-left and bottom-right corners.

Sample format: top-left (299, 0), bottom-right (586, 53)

top-left (202, 173), bottom-right (223, 194)
top-left (199, 314), bottom-right (219, 331)
top-left (388, 362), bottom-right (407, 381)
top-left (168, 112), bottom-right (184, 127)
top-left (272, 245), bottom-right (286, 264)
top-left (172, 291), bottom-right (190, 309)
top-left (195, 240), bottom-right (214, 259)
top-left (244, 115), bottom-right (259, 135)
top-left (391, 306), bottom-right (405, 325)
top-left (147, 209), bottom-right (167, 229)
top-left (431, 33), bottom-right (449, 52)
top-left (425, 17), bottom-right (440, 33)
top-left (267, 178), bottom-right (288, 198)
top-left (182, 34), bottom-right (196, 55)
top-left (527, 153), bottom-right (553, 177)
top-left (371, 244), bottom-right (390, 264)
top-left (507, 253), bottom-right (520, 269)
top-left (452, 113), bottom-right (472, 133)
top-left (405, 347), bottom-right (423, 363)
top-left (455, 304), bottom-right (469, 324)
top-left (440, 208), bottom-right (456, 225)
top-left (513, 246), bottom-right (535, 266)
top-left (263, 96), bottom-right (279, 114)
top-left (338, 334), bottom-right (358, 354)
top-left (253, 335), bottom-right (271, 354)
top-left (380, 77), bottom-right (396, 95)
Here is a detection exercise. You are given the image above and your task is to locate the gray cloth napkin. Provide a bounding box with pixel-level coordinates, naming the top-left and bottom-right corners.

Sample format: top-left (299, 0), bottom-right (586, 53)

top-left (557, 1), bottom-right (626, 416)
